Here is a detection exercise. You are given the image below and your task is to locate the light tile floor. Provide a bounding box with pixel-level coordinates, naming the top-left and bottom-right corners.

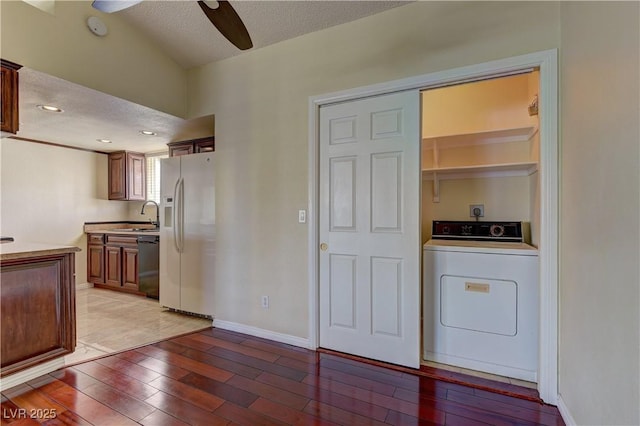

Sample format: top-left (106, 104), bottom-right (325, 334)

top-left (64, 287), bottom-right (212, 366)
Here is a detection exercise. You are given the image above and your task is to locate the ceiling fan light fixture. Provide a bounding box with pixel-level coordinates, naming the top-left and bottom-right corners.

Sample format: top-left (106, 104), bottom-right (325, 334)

top-left (37, 104), bottom-right (63, 113)
top-left (140, 130), bottom-right (157, 136)
top-left (91, 0), bottom-right (143, 13)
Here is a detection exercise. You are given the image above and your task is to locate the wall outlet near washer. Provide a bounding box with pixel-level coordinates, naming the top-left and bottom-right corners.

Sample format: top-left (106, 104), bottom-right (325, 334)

top-left (469, 204), bottom-right (485, 218)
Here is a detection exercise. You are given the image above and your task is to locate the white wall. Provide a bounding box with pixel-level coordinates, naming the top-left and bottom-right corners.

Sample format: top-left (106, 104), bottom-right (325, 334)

top-left (559, 2), bottom-right (639, 424)
top-left (0, 139), bottom-right (131, 283)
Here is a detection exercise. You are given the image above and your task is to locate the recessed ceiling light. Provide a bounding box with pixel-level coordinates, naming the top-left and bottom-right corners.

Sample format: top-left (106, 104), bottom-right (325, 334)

top-left (37, 104), bottom-right (63, 113)
top-left (140, 130), bottom-right (157, 136)
top-left (97, 139), bottom-right (112, 144)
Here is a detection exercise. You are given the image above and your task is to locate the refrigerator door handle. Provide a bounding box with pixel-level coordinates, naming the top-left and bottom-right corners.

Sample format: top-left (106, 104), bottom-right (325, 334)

top-left (173, 178), bottom-right (181, 253)
top-left (179, 178), bottom-right (185, 252)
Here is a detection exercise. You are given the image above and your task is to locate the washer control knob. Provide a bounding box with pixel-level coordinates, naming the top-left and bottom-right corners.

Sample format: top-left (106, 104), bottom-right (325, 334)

top-left (490, 224), bottom-right (505, 237)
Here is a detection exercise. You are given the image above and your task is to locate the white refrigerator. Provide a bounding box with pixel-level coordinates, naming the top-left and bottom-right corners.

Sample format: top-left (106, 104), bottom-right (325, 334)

top-left (159, 152), bottom-right (215, 317)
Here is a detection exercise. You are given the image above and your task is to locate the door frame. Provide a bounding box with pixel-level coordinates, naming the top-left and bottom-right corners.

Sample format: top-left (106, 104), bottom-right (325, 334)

top-left (307, 49), bottom-right (558, 404)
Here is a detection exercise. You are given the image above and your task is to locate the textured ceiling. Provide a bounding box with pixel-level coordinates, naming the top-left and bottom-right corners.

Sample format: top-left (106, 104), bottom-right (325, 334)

top-left (15, 68), bottom-right (214, 153)
top-left (118, 1), bottom-right (410, 69)
top-left (8, 1), bottom-right (411, 153)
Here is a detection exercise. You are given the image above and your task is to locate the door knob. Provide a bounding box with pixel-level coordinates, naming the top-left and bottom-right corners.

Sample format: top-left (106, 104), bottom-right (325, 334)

top-left (320, 243), bottom-right (328, 251)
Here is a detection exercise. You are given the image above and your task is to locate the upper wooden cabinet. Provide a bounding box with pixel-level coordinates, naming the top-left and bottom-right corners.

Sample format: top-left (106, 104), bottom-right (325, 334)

top-left (108, 151), bottom-right (146, 200)
top-left (1, 59), bottom-right (22, 135)
top-left (168, 137), bottom-right (215, 157)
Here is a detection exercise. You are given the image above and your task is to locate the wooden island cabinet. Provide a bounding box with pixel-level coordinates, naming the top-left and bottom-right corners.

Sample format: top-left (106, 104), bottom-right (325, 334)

top-left (0, 242), bottom-right (80, 379)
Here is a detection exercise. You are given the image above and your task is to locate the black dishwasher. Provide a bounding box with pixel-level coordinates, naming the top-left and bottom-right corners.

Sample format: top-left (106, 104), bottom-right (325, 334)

top-left (138, 235), bottom-right (159, 299)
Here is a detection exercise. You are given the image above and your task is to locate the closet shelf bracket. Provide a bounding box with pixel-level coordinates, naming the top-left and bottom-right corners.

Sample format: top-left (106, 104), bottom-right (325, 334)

top-left (432, 171), bottom-right (440, 203)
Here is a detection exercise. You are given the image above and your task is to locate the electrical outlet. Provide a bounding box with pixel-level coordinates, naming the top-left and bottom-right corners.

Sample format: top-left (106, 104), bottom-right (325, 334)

top-left (469, 204), bottom-right (484, 218)
top-left (261, 295), bottom-right (269, 309)
top-left (298, 209), bottom-right (306, 223)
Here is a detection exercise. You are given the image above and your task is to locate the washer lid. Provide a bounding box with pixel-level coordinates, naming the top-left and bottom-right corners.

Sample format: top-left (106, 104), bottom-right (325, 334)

top-left (424, 239), bottom-right (539, 256)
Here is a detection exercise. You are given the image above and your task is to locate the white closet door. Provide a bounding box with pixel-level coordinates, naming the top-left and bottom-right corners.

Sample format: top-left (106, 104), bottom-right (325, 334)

top-left (319, 90), bottom-right (421, 368)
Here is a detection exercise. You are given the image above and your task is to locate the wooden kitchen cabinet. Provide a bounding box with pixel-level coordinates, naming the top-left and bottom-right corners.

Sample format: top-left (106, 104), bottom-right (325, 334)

top-left (96, 234), bottom-right (142, 295)
top-left (168, 137), bottom-right (215, 157)
top-left (87, 233), bottom-right (105, 284)
top-left (105, 245), bottom-right (122, 287)
top-left (122, 247), bottom-right (139, 290)
top-left (1, 59), bottom-right (22, 135)
top-left (108, 151), bottom-right (146, 200)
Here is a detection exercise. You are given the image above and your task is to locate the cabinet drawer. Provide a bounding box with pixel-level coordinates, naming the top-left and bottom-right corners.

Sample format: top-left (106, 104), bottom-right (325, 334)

top-left (88, 234), bottom-right (104, 244)
top-left (105, 235), bottom-right (138, 246)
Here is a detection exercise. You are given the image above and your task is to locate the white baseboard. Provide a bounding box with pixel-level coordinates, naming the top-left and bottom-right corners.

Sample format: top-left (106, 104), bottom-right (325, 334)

top-left (76, 282), bottom-right (94, 290)
top-left (557, 395), bottom-right (577, 426)
top-left (213, 319), bottom-right (311, 349)
top-left (0, 358), bottom-right (65, 391)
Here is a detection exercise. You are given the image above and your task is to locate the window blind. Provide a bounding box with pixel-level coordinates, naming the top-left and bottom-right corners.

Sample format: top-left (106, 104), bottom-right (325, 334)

top-left (146, 152), bottom-right (168, 203)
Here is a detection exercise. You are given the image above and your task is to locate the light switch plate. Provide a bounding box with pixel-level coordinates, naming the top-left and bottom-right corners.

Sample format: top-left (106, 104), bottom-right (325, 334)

top-left (298, 210), bottom-right (306, 223)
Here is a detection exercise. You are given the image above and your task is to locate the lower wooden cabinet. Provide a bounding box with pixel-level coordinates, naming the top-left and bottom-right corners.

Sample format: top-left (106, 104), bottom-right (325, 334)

top-left (105, 245), bottom-right (122, 287)
top-left (122, 247), bottom-right (139, 290)
top-left (89, 234), bottom-right (141, 295)
top-left (87, 243), bottom-right (105, 284)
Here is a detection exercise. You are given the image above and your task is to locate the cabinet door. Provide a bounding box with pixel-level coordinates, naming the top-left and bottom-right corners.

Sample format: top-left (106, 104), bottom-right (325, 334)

top-left (108, 152), bottom-right (127, 200)
top-left (194, 137), bottom-right (215, 153)
top-left (87, 244), bottom-right (105, 284)
top-left (169, 143), bottom-right (193, 157)
top-left (105, 246), bottom-right (122, 287)
top-left (122, 247), bottom-right (139, 290)
top-left (127, 153), bottom-right (146, 201)
top-left (0, 63), bottom-right (20, 134)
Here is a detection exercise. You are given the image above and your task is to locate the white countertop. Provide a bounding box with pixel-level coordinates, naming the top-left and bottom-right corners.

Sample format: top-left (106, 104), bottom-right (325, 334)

top-left (0, 241), bottom-right (81, 260)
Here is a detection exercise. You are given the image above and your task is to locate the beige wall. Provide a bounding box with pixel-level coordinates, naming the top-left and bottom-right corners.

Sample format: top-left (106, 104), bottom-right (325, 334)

top-left (421, 176), bottom-right (532, 242)
top-left (421, 73), bottom-right (537, 138)
top-left (559, 2), bottom-right (639, 424)
top-left (1, 1), bottom-right (638, 422)
top-left (0, 0), bottom-right (187, 117)
top-left (0, 139), bottom-right (131, 283)
top-left (186, 1), bottom-right (560, 339)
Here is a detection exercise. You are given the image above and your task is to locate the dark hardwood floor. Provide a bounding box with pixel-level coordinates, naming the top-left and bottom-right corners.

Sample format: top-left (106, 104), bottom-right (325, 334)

top-left (1, 328), bottom-right (564, 425)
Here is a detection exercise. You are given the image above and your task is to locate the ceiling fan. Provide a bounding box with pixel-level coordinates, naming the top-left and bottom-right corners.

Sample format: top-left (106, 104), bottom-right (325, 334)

top-left (91, 0), bottom-right (253, 50)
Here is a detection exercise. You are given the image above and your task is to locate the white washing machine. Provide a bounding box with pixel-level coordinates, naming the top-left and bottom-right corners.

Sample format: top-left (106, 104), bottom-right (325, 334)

top-left (423, 221), bottom-right (539, 382)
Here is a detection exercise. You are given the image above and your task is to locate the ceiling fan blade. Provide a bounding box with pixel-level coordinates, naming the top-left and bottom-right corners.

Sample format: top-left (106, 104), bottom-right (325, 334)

top-left (91, 0), bottom-right (143, 13)
top-left (197, 0), bottom-right (253, 50)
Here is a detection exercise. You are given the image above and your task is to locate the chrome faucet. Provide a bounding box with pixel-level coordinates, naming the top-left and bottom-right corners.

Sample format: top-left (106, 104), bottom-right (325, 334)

top-left (141, 200), bottom-right (160, 228)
